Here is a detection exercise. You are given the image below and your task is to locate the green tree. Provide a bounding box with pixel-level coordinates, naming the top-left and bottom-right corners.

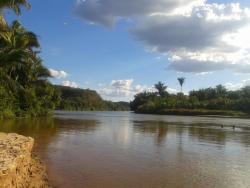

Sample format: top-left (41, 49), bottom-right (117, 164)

top-left (154, 81), bottom-right (167, 97)
top-left (215, 85), bottom-right (227, 98)
top-left (0, 0), bottom-right (30, 29)
top-left (0, 21), bottom-right (40, 83)
top-left (178, 77), bottom-right (185, 93)
top-left (0, 0), bottom-right (30, 15)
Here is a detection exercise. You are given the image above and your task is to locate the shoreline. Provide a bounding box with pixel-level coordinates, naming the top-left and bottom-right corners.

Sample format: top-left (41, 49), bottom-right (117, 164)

top-left (134, 109), bottom-right (250, 119)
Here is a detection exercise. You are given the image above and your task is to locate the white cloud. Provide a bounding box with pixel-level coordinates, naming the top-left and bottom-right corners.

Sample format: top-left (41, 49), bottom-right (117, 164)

top-left (49, 69), bottom-right (79, 88)
top-left (75, 0), bottom-right (250, 73)
top-left (167, 87), bottom-right (178, 94)
top-left (225, 79), bottom-right (250, 91)
top-left (98, 79), bottom-right (140, 101)
top-left (49, 69), bottom-right (68, 79)
top-left (111, 79), bottom-right (133, 91)
top-left (97, 79), bottom-right (177, 101)
top-left (195, 72), bottom-right (213, 76)
top-left (62, 80), bottom-right (79, 88)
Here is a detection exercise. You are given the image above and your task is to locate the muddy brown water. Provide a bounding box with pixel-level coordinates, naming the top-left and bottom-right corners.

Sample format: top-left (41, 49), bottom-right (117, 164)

top-left (1, 111), bottom-right (250, 188)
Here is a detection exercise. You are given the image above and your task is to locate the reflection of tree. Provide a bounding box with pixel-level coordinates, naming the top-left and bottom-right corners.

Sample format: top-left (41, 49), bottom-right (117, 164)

top-left (238, 132), bottom-right (250, 147)
top-left (133, 121), bottom-right (169, 145)
top-left (188, 125), bottom-right (226, 145)
top-left (0, 118), bottom-right (99, 154)
top-left (229, 126), bottom-right (250, 147)
top-left (0, 118), bottom-right (58, 154)
top-left (54, 118), bottom-right (99, 133)
top-left (176, 126), bottom-right (184, 152)
top-left (134, 120), bottom-right (250, 147)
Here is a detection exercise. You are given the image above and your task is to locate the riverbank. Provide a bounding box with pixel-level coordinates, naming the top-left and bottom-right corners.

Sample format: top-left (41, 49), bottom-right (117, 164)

top-left (135, 108), bottom-right (249, 118)
top-left (0, 133), bottom-right (50, 188)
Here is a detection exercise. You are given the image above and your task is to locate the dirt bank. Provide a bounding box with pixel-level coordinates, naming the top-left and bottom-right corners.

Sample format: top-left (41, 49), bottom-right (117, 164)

top-left (0, 133), bottom-right (50, 188)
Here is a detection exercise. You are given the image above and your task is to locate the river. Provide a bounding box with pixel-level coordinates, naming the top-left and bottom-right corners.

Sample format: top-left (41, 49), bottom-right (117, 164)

top-left (0, 111), bottom-right (250, 188)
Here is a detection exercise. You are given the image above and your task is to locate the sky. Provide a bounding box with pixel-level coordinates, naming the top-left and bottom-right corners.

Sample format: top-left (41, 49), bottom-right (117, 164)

top-left (6, 0), bottom-right (250, 101)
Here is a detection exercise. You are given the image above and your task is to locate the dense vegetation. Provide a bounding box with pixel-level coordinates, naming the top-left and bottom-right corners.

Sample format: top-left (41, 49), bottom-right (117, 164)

top-left (131, 81), bottom-right (250, 117)
top-left (55, 85), bottom-right (130, 111)
top-left (0, 0), bottom-right (61, 118)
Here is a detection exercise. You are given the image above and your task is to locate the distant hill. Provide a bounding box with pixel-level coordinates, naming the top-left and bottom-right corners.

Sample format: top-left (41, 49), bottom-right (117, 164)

top-left (54, 85), bottom-right (130, 111)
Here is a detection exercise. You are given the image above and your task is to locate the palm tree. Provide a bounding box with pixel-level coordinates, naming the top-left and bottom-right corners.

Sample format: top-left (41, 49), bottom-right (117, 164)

top-left (215, 85), bottom-right (227, 98)
top-left (177, 77), bottom-right (185, 93)
top-left (0, 0), bottom-right (30, 15)
top-left (154, 81), bottom-right (167, 97)
top-left (0, 0), bottom-right (30, 30)
top-left (0, 20), bottom-right (44, 90)
top-left (0, 21), bottom-right (39, 67)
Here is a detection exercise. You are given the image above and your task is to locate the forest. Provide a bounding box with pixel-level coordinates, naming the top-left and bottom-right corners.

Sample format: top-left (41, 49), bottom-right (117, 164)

top-left (56, 85), bottom-right (130, 111)
top-left (131, 80), bottom-right (250, 117)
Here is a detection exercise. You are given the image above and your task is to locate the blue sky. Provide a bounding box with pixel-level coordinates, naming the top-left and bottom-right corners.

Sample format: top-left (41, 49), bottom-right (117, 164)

top-left (6, 0), bottom-right (250, 101)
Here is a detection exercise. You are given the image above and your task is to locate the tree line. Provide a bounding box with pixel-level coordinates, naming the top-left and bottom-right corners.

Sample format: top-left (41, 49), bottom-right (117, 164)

top-left (131, 78), bottom-right (250, 116)
top-left (56, 85), bottom-right (130, 111)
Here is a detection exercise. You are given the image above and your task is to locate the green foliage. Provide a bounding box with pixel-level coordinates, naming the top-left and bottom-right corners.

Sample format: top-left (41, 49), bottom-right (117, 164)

top-left (55, 85), bottom-right (130, 111)
top-left (0, 1), bottom-right (60, 118)
top-left (0, 0), bottom-right (30, 16)
top-left (131, 83), bottom-right (250, 116)
top-left (154, 81), bottom-right (168, 97)
top-left (177, 77), bottom-right (185, 92)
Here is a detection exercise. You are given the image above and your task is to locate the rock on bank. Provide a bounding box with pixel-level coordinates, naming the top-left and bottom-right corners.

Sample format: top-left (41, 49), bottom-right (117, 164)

top-left (0, 133), bottom-right (50, 188)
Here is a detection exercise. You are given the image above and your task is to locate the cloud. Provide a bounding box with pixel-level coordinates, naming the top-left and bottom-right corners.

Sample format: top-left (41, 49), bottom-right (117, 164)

top-left (195, 72), bottom-right (213, 76)
top-left (49, 69), bottom-right (79, 88)
top-left (97, 79), bottom-right (177, 101)
top-left (132, 3), bottom-right (250, 73)
top-left (98, 79), bottom-right (150, 101)
top-left (98, 79), bottom-right (139, 101)
top-left (225, 79), bottom-right (250, 91)
top-left (62, 80), bottom-right (79, 88)
top-left (111, 79), bottom-right (133, 91)
top-left (75, 0), bottom-right (250, 73)
top-left (49, 69), bottom-right (68, 79)
top-left (74, 0), bottom-right (204, 27)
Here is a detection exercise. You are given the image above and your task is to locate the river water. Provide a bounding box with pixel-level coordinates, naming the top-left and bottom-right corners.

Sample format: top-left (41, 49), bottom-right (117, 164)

top-left (0, 111), bottom-right (250, 188)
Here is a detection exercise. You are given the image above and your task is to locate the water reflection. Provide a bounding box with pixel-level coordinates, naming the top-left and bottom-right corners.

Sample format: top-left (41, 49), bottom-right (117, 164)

top-left (188, 125), bottom-right (226, 145)
top-left (133, 120), bottom-right (250, 147)
top-left (133, 121), bottom-right (169, 145)
top-left (0, 118), bottom-right (57, 136)
top-left (0, 118), bottom-right (99, 153)
top-left (0, 112), bottom-right (250, 188)
top-left (0, 118), bottom-right (99, 136)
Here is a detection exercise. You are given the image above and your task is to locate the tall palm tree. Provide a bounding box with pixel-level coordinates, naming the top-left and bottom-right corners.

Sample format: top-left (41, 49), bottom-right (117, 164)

top-left (154, 81), bottom-right (167, 97)
top-left (177, 77), bottom-right (185, 93)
